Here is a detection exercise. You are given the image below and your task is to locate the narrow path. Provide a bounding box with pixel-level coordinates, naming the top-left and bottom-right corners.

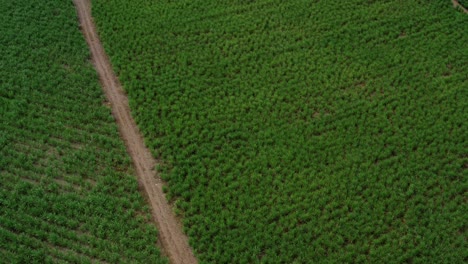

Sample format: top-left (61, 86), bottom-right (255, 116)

top-left (452, 0), bottom-right (468, 13)
top-left (73, 0), bottom-right (198, 263)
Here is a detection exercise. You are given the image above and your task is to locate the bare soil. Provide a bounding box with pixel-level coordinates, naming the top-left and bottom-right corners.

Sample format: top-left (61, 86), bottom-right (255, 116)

top-left (73, 0), bottom-right (198, 263)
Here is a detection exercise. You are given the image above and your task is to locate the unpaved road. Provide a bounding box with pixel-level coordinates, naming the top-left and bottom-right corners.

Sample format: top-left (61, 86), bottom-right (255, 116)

top-left (452, 0), bottom-right (468, 13)
top-left (73, 0), bottom-right (198, 263)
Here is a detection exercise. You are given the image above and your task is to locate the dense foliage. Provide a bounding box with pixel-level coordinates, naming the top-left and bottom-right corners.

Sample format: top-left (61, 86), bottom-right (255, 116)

top-left (459, 0), bottom-right (468, 9)
top-left (0, 0), bottom-right (166, 262)
top-left (93, 0), bottom-right (467, 263)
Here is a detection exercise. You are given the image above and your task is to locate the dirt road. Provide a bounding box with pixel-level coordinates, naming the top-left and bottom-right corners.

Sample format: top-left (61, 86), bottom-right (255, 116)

top-left (73, 0), bottom-right (198, 263)
top-left (452, 0), bottom-right (468, 13)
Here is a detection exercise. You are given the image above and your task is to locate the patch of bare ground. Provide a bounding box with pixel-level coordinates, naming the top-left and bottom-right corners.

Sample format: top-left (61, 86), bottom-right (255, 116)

top-left (73, 0), bottom-right (198, 263)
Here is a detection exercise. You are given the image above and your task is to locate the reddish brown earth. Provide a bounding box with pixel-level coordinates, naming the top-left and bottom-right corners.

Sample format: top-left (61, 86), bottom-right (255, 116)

top-left (73, 0), bottom-right (198, 263)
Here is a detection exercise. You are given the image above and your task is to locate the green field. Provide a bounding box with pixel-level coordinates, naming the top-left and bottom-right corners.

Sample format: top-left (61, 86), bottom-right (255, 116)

top-left (0, 0), bottom-right (166, 262)
top-left (93, 0), bottom-right (467, 263)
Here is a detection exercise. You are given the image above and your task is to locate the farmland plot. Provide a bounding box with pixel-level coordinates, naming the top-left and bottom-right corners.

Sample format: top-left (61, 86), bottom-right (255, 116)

top-left (0, 0), bottom-right (166, 262)
top-left (93, 0), bottom-right (467, 263)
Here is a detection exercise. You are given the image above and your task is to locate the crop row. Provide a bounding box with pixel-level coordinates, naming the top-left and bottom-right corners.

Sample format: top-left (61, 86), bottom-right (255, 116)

top-left (93, 0), bottom-right (467, 263)
top-left (1, 0), bottom-right (166, 262)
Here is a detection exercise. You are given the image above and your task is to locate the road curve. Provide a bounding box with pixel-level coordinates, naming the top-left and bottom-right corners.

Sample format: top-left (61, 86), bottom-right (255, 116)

top-left (73, 0), bottom-right (198, 263)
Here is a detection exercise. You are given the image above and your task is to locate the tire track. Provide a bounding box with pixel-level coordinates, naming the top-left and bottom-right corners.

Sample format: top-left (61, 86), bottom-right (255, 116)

top-left (73, 0), bottom-right (198, 263)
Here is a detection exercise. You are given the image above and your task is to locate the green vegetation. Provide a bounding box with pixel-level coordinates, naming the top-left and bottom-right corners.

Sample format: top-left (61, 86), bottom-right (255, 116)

top-left (96, 0), bottom-right (465, 263)
top-left (459, 0), bottom-right (468, 9)
top-left (0, 0), bottom-right (166, 263)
